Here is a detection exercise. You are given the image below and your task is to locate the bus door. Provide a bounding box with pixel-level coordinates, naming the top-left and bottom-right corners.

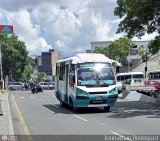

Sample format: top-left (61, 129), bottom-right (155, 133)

top-left (65, 64), bottom-right (69, 102)
top-left (56, 65), bottom-right (59, 91)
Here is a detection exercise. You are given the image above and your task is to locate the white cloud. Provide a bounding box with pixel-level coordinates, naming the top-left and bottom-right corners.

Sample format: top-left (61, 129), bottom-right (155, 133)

top-left (3, 9), bottom-right (51, 56)
top-left (0, 0), bottom-right (157, 58)
top-left (133, 32), bottom-right (158, 41)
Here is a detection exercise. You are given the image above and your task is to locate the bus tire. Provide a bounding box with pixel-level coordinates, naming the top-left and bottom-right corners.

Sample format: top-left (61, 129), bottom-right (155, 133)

top-left (60, 101), bottom-right (66, 107)
top-left (73, 106), bottom-right (80, 113)
top-left (104, 106), bottom-right (110, 112)
top-left (69, 97), bottom-right (79, 112)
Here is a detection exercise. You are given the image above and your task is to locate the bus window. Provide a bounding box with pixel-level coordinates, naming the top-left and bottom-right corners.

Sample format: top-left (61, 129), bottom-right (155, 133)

top-left (125, 75), bottom-right (131, 80)
top-left (117, 76), bottom-right (121, 81)
top-left (69, 64), bottom-right (75, 89)
top-left (77, 67), bottom-right (116, 86)
top-left (133, 74), bottom-right (144, 78)
top-left (59, 63), bottom-right (65, 80)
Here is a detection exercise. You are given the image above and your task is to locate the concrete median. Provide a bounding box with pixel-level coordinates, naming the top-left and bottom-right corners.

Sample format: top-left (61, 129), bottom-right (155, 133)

top-left (125, 91), bottom-right (157, 103)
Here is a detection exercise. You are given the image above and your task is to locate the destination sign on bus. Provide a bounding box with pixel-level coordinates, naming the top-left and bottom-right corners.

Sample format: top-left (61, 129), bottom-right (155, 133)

top-left (77, 63), bottom-right (111, 68)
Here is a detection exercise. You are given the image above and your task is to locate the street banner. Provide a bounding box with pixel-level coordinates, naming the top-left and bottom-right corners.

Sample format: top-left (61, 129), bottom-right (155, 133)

top-left (130, 48), bottom-right (139, 55)
top-left (0, 25), bottom-right (13, 34)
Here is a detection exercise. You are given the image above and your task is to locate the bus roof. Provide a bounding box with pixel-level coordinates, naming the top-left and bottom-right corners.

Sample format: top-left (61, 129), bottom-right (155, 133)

top-left (57, 53), bottom-right (121, 66)
top-left (116, 72), bottom-right (144, 76)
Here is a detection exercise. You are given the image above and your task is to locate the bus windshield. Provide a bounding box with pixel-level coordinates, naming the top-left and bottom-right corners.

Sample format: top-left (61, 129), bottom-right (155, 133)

top-left (77, 63), bottom-right (116, 87)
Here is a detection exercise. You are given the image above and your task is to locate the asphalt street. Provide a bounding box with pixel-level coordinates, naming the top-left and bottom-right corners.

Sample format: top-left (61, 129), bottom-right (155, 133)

top-left (8, 90), bottom-right (160, 139)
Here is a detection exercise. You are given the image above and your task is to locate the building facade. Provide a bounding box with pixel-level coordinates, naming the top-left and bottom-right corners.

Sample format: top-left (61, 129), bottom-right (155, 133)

top-left (37, 49), bottom-right (60, 77)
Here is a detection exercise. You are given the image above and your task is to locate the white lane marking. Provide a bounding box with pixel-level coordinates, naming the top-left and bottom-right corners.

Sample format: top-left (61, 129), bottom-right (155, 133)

top-left (42, 96), bottom-right (47, 97)
top-left (30, 96), bottom-right (35, 98)
top-left (110, 130), bottom-right (133, 141)
top-left (19, 97), bottom-right (25, 99)
top-left (70, 113), bottom-right (88, 122)
top-left (51, 104), bottom-right (88, 121)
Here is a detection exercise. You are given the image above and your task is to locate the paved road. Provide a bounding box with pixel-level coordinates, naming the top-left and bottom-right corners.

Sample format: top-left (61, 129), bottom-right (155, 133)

top-left (9, 90), bottom-right (160, 140)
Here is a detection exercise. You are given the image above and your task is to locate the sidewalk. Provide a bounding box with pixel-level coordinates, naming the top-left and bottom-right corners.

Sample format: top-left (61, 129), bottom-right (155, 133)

top-left (0, 92), bottom-right (14, 136)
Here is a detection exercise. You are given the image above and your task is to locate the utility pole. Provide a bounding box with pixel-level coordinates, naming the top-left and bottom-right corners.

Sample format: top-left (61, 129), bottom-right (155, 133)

top-left (144, 47), bottom-right (147, 78)
top-left (0, 44), bottom-right (2, 80)
top-left (128, 39), bottom-right (131, 72)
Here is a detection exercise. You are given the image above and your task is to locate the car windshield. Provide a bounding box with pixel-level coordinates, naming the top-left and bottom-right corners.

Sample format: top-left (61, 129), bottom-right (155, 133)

top-left (77, 63), bottom-right (116, 87)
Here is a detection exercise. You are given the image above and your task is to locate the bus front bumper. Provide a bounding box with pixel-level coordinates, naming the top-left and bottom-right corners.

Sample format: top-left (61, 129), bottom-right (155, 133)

top-left (74, 94), bottom-right (118, 108)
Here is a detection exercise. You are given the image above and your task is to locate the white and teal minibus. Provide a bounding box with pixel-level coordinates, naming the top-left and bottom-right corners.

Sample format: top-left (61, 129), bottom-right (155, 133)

top-left (55, 53), bottom-right (120, 112)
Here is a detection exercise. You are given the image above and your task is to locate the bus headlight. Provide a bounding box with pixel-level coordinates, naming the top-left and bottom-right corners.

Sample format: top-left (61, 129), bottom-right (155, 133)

top-left (76, 88), bottom-right (89, 96)
top-left (109, 87), bottom-right (118, 95)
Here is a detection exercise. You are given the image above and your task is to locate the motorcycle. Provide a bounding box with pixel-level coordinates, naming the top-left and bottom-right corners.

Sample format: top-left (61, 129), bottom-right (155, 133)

top-left (31, 85), bottom-right (43, 94)
top-left (31, 86), bottom-right (38, 94)
top-left (36, 85), bottom-right (43, 93)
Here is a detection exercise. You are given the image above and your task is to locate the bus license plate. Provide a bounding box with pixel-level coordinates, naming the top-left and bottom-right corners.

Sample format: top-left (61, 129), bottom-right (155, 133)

top-left (96, 96), bottom-right (102, 100)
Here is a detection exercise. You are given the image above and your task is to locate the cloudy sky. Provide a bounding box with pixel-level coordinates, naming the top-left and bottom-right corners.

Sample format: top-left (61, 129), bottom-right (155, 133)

top-left (0, 0), bottom-right (157, 58)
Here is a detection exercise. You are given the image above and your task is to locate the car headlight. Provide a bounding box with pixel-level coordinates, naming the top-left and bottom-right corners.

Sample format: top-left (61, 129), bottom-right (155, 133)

top-left (76, 88), bottom-right (89, 96)
top-left (109, 87), bottom-right (118, 95)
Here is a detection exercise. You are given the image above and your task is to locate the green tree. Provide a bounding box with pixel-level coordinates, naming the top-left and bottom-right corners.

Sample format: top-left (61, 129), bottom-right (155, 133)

top-left (36, 72), bottom-right (46, 82)
top-left (148, 36), bottom-right (160, 55)
top-left (21, 65), bottom-right (33, 82)
top-left (114, 0), bottom-right (160, 38)
top-left (93, 46), bottom-right (105, 54)
top-left (107, 38), bottom-right (131, 65)
top-left (0, 33), bottom-right (28, 81)
top-left (93, 38), bottom-right (133, 66)
top-left (27, 57), bottom-right (36, 67)
top-left (139, 46), bottom-right (146, 59)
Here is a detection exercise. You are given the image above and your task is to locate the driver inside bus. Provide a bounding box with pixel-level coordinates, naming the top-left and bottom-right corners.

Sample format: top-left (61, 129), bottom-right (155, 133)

top-left (78, 72), bottom-right (85, 80)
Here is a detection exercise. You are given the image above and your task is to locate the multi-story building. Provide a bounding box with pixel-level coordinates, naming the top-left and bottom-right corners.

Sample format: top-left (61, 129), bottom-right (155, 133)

top-left (37, 49), bottom-right (60, 78)
top-left (91, 41), bottom-right (112, 52)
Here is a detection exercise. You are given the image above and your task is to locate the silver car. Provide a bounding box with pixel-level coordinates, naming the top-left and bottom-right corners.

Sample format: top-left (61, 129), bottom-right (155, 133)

top-left (40, 82), bottom-right (55, 90)
top-left (8, 82), bottom-right (25, 91)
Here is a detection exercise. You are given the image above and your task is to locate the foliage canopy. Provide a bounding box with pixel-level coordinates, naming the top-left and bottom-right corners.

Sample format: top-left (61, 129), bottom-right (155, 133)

top-left (114, 0), bottom-right (160, 38)
top-left (0, 33), bottom-right (28, 81)
top-left (93, 38), bottom-right (133, 66)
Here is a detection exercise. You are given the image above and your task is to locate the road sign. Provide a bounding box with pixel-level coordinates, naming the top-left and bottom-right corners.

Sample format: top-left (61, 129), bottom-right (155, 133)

top-left (0, 25), bottom-right (13, 34)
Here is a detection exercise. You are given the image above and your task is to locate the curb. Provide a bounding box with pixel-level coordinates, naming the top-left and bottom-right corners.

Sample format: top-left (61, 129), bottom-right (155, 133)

top-left (0, 99), bottom-right (3, 115)
top-left (6, 93), bottom-right (14, 135)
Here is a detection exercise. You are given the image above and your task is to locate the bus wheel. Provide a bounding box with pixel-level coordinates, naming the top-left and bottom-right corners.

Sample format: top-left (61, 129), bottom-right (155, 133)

top-left (104, 106), bottom-right (110, 112)
top-left (73, 106), bottom-right (80, 113)
top-left (60, 101), bottom-right (66, 107)
top-left (69, 98), bottom-right (78, 112)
